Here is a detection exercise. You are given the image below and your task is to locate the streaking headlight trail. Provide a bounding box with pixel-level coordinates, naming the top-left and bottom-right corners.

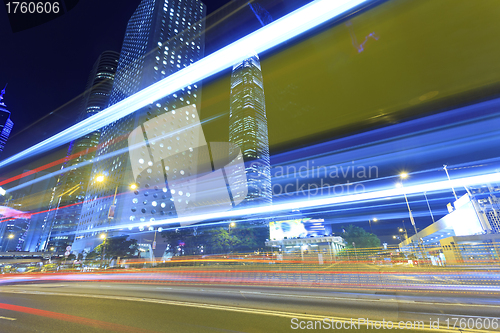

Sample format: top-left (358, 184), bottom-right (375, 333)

top-left (89, 171), bottom-right (500, 233)
top-left (0, 0), bottom-right (369, 169)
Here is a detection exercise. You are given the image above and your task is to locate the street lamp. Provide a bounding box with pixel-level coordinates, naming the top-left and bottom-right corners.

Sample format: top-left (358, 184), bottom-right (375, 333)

top-left (368, 218), bottom-right (378, 233)
top-left (398, 173), bottom-right (427, 262)
top-left (396, 172), bottom-right (418, 236)
top-left (100, 233), bottom-right (107, 268)
top-left (5, 233), bottom-right (14, 251)
top-left (95, 175), bottom-right (135, 220)
top-left (443, 165), bottom-right (458, 200)
top-left (423, 192), bottom-right (435, 223)
top-left (228, 222), bottom-right (236, 254)
top-left (398, 227), bottom-right (408, 240)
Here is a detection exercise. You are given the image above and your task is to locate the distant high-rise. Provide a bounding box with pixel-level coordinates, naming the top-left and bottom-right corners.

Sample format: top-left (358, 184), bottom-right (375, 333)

top-left (37, 51), bottom-right (119, 252)
top-left (0, 85), bottom-right (14, 154)
top-left (229, 54), bottom-right (271, 206)
top-left (0, 170), bottom-right (55, 252)
top-left (73, 0), bottom-right (206, 253)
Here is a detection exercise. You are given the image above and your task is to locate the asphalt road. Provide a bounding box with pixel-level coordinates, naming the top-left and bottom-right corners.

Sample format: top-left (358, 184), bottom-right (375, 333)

top-left (0, 282), bottom-right (500, 332)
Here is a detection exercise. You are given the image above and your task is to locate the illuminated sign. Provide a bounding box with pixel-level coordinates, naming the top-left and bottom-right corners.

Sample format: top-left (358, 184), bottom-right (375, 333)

top-left (269, 218), bottom-right (329, 241)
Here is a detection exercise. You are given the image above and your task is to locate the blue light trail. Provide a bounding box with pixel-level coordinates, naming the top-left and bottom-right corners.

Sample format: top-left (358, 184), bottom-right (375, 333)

top-left (0, 0), bottom-right (369, 169)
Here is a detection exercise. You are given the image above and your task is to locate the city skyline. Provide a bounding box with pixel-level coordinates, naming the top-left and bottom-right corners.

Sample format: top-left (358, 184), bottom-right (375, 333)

top-left (0, 0), bottom-right (498, 249)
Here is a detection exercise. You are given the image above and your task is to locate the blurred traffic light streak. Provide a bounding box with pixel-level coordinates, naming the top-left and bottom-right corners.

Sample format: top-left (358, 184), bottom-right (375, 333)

top-left (83, 171), bottom-right (500, 234)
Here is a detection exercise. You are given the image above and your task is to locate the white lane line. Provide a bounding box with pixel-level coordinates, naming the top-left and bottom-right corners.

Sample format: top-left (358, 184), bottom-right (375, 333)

top-left (404, 312), bottom-right (499, 319)
top-left (10, 285), bottom-right (500, 309)
top-left (236, 290), bottom-right (500, 308)
top-left (0, 289), bottom-right (492, 333)
top-left (0, 316), bottom-right (16, 321)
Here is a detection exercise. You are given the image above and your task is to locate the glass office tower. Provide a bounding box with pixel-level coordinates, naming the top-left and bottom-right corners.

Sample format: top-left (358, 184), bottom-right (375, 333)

top-left (229, 55), bottom-right (272, 207)
top-left (73, 0), bottom-right (206, 254)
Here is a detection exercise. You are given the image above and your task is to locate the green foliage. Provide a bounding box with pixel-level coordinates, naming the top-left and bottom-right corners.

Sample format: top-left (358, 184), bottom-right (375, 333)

top-left (161, 223), bottom-right (269, 255)
top-left (85, 236), bottom-right (138, 259)
top-left (231, 225), bottom-right (268, 252)
top-left (205, 228), bottom-right (232, 254)
top-left (342, 225), bottom-right (381, 248)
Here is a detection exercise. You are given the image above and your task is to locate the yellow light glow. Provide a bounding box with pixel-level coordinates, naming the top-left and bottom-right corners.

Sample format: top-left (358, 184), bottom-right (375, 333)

top-left (130, 184), bottom-right (137, 190)
top-left (8, 234), bottom-right (14, 239)
top-left (96, 175), bottom-right (105, 182)
top-left (100, 233), bottom-right (107, 239)
top-left (400, 172), bottom-right (408, 179)
top-left (373, 218), bottom-right (378, 222)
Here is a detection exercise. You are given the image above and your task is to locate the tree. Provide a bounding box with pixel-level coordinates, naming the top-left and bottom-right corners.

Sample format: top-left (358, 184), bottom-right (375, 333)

top-left (160, 223), bottom-right (270, 255)
top-left (85, 236), bottom-right (138, 260)
top-left (342, 225), bottom-right (380, 248)
top-left (162, 228), bottom-right (201, 256)
top-left (205, 228), bottom-right (232, 254)
top-left (231, 225), bottom-right (268, 252)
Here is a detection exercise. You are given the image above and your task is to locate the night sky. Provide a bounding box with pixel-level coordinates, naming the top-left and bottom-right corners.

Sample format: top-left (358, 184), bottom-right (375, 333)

top-left (0, 0), bottom-right (232, 158)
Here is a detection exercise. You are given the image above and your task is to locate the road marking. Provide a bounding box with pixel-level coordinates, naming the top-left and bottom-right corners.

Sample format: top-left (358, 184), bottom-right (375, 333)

top-left (0, 316), bottom-right (16, 321)
top-left (404, 312), bottom-right (500, 319)
top-left (0, 289), bottom-right (492, 333)
top-left (11, 284), bottom-right (500, 308)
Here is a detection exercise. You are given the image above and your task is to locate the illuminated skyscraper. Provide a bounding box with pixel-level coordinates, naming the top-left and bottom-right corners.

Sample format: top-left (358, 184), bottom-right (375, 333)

top-left (73, 0), bottom-right (206, 253)
top-left (0, 85), bottom-right (14, 154)
top-left (37, 51), bottom-right (119, 252)
top-left (229, 54), bottom-right (271, 206)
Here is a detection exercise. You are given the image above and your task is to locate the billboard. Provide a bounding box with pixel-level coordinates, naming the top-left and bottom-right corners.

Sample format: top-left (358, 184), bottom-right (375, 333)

top-left (269, 218), bottom-right (330, 241)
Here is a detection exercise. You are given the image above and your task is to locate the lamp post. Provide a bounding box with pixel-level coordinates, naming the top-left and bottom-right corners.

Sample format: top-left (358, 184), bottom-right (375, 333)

top-left (368, 218), bottom-right (378, 234)
top-left (443, 165), bottom-right (458, 201)
top-left (423, 192), bottom-right (435, 223)
top-left (398, 173), bottom-right (427, 263)
top-left (5, 233), bottom-right (14, 252)
top-left (397, 173), bottom-right (418, 236)
top-left (95, 175), bottom-right (124, 220)
top-left (228, 222), bottom-right (236, 254)
top-left (398, 227), bottom-right (408, 240)
top-left (100, 233), bottom-right (107, 268)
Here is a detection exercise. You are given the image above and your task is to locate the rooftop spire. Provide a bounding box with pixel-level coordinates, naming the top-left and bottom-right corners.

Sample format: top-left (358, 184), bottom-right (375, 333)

top-left (0, 83), bottom-right (7, 102)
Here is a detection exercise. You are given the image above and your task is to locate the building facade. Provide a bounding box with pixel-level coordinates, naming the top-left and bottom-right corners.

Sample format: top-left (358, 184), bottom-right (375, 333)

top-left (0, 85), bottom-right (14, 154)
top-left (229, 54), bottom-right (272, 207)
top-left (73, 0), bottom-right (206, 254)
top-left (36, 51), bottom-right (119, 252)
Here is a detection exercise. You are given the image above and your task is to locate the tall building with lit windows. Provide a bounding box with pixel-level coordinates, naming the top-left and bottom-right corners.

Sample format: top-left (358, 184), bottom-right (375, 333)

top-left (73, 0), bottom-right (206, 254)
top-left (229, 55), bottom-right (272, 207)
top-left (0, 85), bottom-right (14, 154)
top-left (36, 51), bottom-right (119, 252)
